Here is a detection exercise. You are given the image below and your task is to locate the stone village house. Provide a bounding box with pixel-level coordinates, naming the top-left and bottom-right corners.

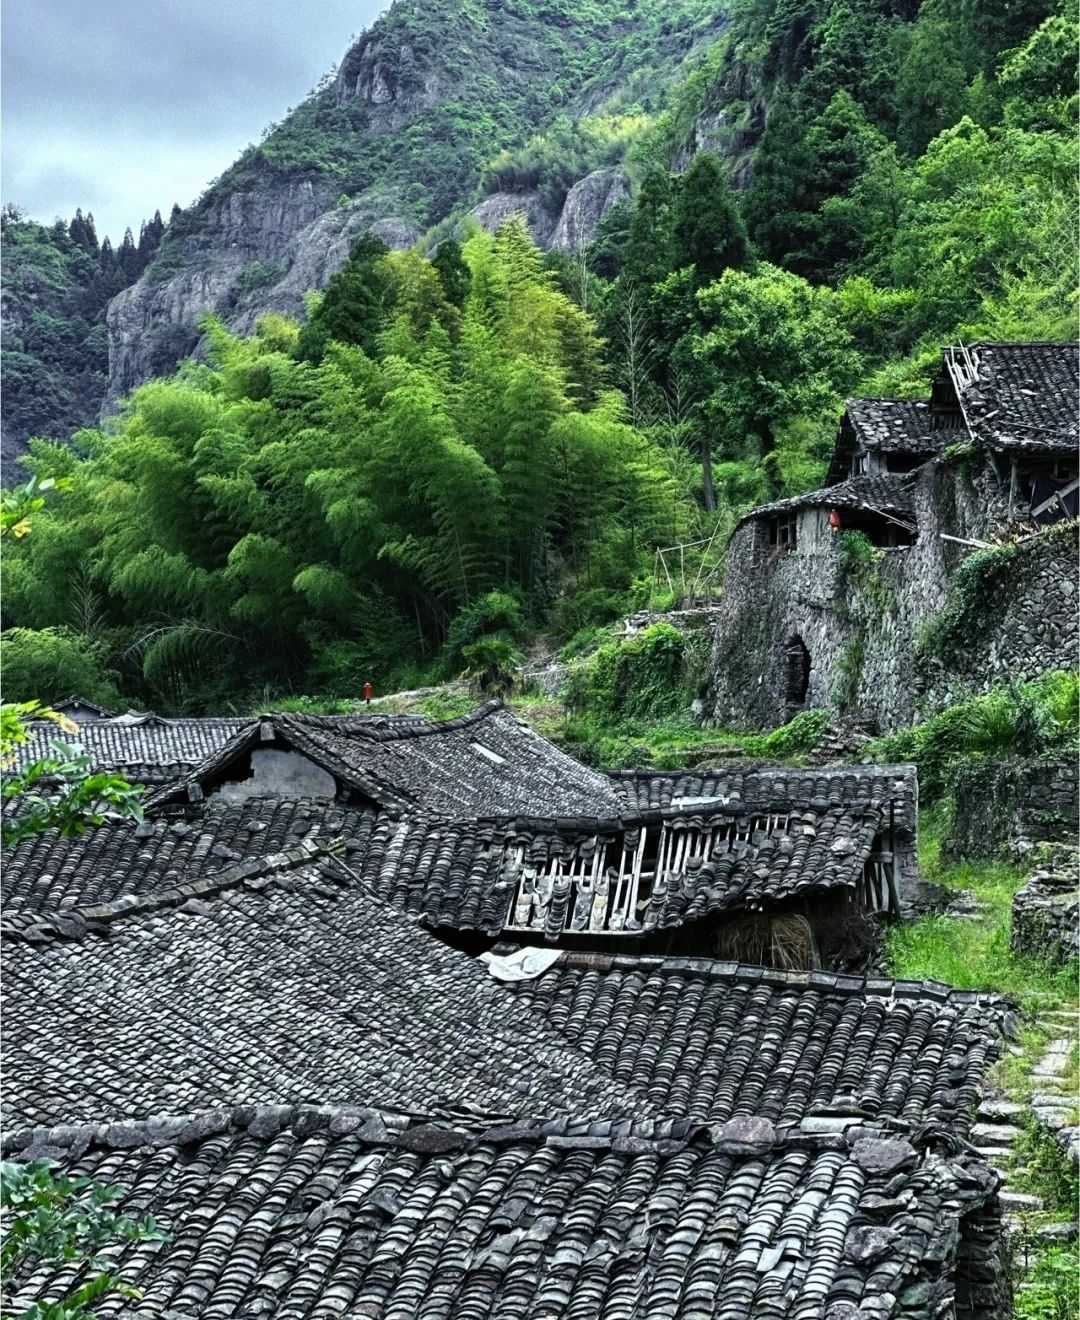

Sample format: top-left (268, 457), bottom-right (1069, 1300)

top-left (707, 341), bottom-right (1079, 734)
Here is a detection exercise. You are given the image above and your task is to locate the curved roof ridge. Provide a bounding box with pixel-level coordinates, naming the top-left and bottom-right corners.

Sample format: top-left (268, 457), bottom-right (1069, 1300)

top-left (534, 949), bottom-right (1016, 1009)
top-left (1, 838), bottom-right (341, 946)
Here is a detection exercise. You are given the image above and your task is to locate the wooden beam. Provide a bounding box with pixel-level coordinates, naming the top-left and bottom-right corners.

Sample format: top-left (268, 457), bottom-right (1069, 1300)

top-left (939, 533), bottom-right (991, 549)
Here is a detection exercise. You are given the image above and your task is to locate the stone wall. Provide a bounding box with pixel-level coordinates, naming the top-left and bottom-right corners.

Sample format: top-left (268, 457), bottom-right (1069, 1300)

top-left (705, 453), bottom-right (1077, 734)
top-left (945, 757), bottom-right (1078, 860)
top-left (917, 522), bottom-right (1079, 712)
top-left (1011, 848), bottom-right (1079, 967)
top-left (214, 748), bottom-right (338, 802)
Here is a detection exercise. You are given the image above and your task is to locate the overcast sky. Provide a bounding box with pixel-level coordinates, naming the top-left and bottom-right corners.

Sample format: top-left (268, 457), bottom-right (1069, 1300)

top-left (2, 0), bottom-right (388, 244)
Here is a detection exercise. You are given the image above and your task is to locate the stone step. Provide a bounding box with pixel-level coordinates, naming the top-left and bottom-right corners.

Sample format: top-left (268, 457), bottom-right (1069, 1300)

top-left (977, 1099), bottom-right (1026, 1122)
top-left (1034, 1221), bottom-right (1078, 1243)
top-left (1000, 1191), bottom-right (1045, 1212)
top-left (973, 1149), bottom-right (1012, 1170)
top-left (1032, 1106), bottom-right (1074, 1126)
top-left (970, 1123), bottom-right (1023, 1147)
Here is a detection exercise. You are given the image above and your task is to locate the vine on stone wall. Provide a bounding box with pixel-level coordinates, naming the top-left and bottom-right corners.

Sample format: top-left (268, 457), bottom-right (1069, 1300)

top-left (831, 625), bottom-right (866, 713)
top-left (836, 530), bottom-right (894, 617)
top-left (918, 523), bottom-right (1078, 676)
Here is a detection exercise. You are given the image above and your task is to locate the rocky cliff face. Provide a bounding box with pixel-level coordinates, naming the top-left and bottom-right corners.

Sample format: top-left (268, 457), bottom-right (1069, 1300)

top-left (104, 180), bottom-right (418, 408)
top-left (468, 168), bottom-right (629, 254)
top-left (98, 0), bottom-right (732, 419)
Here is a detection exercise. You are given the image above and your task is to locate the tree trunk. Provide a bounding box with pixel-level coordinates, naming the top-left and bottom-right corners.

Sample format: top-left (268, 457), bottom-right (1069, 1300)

top-left (701, 433), bottom-right (717, 512)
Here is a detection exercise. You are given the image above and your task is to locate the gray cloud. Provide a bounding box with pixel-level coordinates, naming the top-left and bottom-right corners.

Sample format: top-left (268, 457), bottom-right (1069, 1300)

top-left (2, 0), bottom-right (387, 242)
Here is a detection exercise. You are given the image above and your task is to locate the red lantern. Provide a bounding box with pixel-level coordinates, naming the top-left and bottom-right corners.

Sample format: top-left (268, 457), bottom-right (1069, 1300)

top-left (829, 509), bottom-right (841, 531)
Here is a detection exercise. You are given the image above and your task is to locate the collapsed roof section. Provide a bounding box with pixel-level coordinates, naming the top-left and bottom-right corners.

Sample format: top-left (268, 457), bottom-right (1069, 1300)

top-left (935, 341), bottom-right (1080, 454)
top-left (4, 763), bottom-right (918, 945)
top-left (145, 701), bottom-right (623, 820)
top-left (1, 1104), bottom-right (1004, 1320)
top-left (352, 799), bottom-right (894, 940)
top-left (1, 843), bottom-right (645, 1132)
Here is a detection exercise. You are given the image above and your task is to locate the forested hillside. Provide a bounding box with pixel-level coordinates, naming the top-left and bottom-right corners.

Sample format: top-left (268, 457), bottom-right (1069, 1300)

top-left (1, 206), bottom-right (169, 460)
top-left (2, 0), bottom-right (1075, 712)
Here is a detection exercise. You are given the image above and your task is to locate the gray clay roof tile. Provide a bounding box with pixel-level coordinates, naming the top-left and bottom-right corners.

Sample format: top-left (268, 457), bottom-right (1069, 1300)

top-left (1, 851), bottom-right (646, 1132)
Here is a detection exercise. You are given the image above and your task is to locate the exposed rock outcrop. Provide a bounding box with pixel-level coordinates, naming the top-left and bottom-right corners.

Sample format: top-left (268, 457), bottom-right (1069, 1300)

top-left (335, 36), bottom-right (443, 131)
top-left (104, 183), bottom-right (417, 411)
top-left (549, 168), bottom-right (630, 252)
top-left (468, 168), bottom-right (630, 254)
top-left (96, 0), bottom-right (734, 419)
top-left (468, 192), bottom-right (558, 249)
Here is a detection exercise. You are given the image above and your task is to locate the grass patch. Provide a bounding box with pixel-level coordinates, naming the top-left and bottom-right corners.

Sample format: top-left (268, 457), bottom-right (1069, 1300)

top-left (883, 801), bottom-right (1075, 1003)
top-left (514, 705), bottom-right (830, 772)
top-left (416, 692), bottom-right (476, 720)
top-left (990, 1019), bottom-right (1061, 1103)
top-left (1010, 1240), bottom-right (1080, 1320)
top-left (1011, 1117), bottom-right (1080, 1211)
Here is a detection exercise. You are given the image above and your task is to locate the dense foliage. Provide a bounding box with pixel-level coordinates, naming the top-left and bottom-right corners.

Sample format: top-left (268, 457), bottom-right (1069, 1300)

top-left (584, 0), bottom-right (1077, 502)
top-left (3, 224), bottom-right (690, 709)
top-left (2, 0), bottom-right (1075, 714)
top-left (1, 1159), bottom-right (164, 1318)
top-left (1, 205), bottom-right (169, 453)
top-left (866, 670), bottom-right (1079, 800)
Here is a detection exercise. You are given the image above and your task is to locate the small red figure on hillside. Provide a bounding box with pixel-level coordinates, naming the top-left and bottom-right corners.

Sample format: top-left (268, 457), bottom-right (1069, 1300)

top-left (363, 681), bottom-right (374, 705)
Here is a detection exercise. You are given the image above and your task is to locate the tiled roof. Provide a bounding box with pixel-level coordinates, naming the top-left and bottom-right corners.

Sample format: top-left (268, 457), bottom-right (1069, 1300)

top-left (611, 763), bottom-right (918, 822)
top-left (4, 764), bottom-right (914, 933)
top-left (944, 341), bottom-right (1079, 453)
top-left (739, 474), bottom-right (915, 527)
top-left (1, 796), bottom-right (379, 920)
top-left (506, 953), bottom-right (1009, 1133)
top-left (11, 715), bottom-right (250, 781)
top-left (2, 1105), bottom-right (1001, 1320)
top-left (148, 702), bottom-right (623, 819)
top-left (11, 710), bottom-right (431, 782)
top-left (1, 845), bottom-right (645, 1131)
top-left (51, 695), bottom-right (116, 718)
top-left (2, 797), bottom-right (884, 939)
top-left (846, 398), bottom-right (939, 455)
top-left (826, 399), bottom-right (944, 483)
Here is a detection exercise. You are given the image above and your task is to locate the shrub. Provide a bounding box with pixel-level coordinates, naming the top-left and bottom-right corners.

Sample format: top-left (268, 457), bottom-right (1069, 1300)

top-left (758, 708), bottom-right (830, 758)
top-left (442, 591), bottom-right (525, 674)
top-left (461, 635), bottom-right (523, 697)
top-left (1014, 1244), bottom-right (1080, 1320)
top-left (866, 672), bottom-right (1079, 799)
top-left (567, 622), bottom-right (687, 722)
top-left (230, 260), bottom-right (287, 301)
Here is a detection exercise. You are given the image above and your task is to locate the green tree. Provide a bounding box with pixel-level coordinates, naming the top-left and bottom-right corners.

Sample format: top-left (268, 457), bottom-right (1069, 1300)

top-left (622, 169), bottom-right (677, 290)
top-left (431, 239), bottom-right (470, 308)
top-left (1, 1158), bottom-right (164, 1318)
top-left (692, 263), bottom-right (861, 465)
top-left (296, 235), bottom-right (392, 363)
top-left (896, 13), bottom-right (968, 156)
top-left (671, 152), bottom-right (752, 286)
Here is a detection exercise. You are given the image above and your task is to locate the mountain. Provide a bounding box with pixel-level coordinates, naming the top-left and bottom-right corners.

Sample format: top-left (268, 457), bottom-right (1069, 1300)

top-left (1, 207), bottom-right (166, 462)
top-left (102, 0), bottom-right (731, 412)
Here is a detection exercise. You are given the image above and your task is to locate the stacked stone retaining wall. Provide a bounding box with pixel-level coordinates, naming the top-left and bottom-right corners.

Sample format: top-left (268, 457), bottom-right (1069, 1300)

top-left (1011, 848), bottom-right (1079, 967)
top-left (945, 757), bottom-right (1078, 860)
